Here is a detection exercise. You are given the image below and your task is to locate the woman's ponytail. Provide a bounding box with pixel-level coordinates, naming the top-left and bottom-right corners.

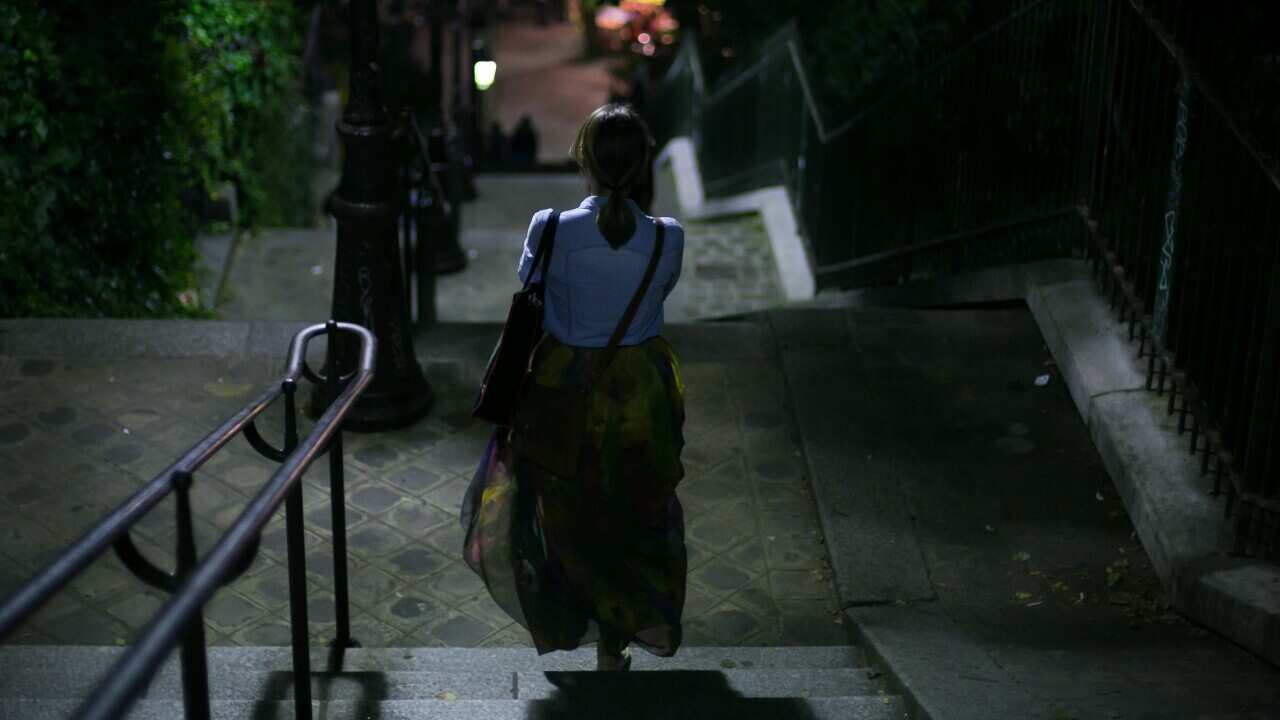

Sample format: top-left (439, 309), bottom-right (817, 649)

top-left (571, 104), bottom-right (654, 248)
top-left (597, 191), bottom-right (637, 248)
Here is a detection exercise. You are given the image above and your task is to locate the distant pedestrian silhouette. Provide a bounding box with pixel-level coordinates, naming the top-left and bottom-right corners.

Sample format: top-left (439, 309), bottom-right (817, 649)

top-left (487, 122), bottom-right (508, 165)
top-left (510, 115), bottom-right (540, 166)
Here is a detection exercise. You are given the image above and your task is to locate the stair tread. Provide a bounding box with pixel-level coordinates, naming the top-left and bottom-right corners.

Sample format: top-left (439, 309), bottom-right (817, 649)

top-left (0, 644), bottom-right (863, 676)
top-left (0, 696), bottom-right (904, 720)
top-left (46, 668), bottom-right (875, 702)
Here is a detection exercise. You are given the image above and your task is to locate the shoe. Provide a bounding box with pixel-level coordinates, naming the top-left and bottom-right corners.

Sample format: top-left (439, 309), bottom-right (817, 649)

top-left (597, 645), bottom-right (632, 671)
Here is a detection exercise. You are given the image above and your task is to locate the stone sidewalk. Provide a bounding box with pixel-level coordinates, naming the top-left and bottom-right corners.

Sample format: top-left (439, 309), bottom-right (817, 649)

top-left (0, 320), bottom-right (839, 650)
top-left (214, 175), bottom-right (784, 323)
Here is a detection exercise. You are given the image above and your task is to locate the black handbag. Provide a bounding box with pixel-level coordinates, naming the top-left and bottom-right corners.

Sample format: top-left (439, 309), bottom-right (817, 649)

top-left (472, 211), bottom-right (561, 426)
top-left (513, 221), bottom-right (667, 478)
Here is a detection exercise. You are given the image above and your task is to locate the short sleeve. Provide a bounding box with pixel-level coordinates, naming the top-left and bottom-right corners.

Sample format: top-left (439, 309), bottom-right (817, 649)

top-left (517, 208), bottom-right (554, 284)
top-left (660, 219), bottom-right (685, 299)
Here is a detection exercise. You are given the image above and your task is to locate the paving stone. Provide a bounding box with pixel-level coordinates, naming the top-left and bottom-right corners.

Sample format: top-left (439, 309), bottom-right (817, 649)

top-left (106, 590), bottom-right (167, 629)
top-left (205, 592), bottom-right (271, 633)
top-left (369, 593), bottom-right (448, 632)
top-left (428, 612), bottom-right (501, 647)
top-left (385, 499), bottom-right (452, 535)
top-left (478, 623), bottom-right (534, 647)
top-left (231, 616), bottom-right (293, 646)
top-left (727, 577), bottom-right (780, 621)
top-left (43, 606), bottom-right (134, 646)
top-left (34, 406), bottom-right (77, 430)
top-left (346, 522), bottom-right (411, 560)
top-left (350, 484), bottom-right (405, 515)
top-left (387, 547), bottom-right (451, 579)
top-left (688, 602), bottom-right (770, 645)
top-left (19, 359), bottom-right (56, 377)
top-left (304, 502), bottom-right (367, 533)
top-left (347, 564), bottom-right (403, 609)
top-left (751, 454), bottom-right (807, 482)
top-left (351, 442), bottom-right (402, 470)
top-left (387, 463), bottom-right (448, 495)
top-left (427, 562), bottom-right (486, 601)
top-left (347, 610), bottom-right (405, 647)
top-left (685, 539), bottom-right (716, 572)
top-left (422, 425), bottom-right (491, 472)
top-left (69, 421), bottom-right (117, 446)
top-left (728, 539), bottom-right (769, 573)
top-left (762, 532), bottom-right (828, 571)
top-left (769, 569), bottom-right (835, 601)
top-left (692, 560), bottom-right (756, 594)
top-left (239, 572), bottom-right (293, 611)
top-left (776, 600), bottom-right (847, 646)
top-left (423, 488), bottom-right (468, 530)
top-left (67, 560), bottom-right (131, 600)
top-left (688, 515), bottom-right (748, 553)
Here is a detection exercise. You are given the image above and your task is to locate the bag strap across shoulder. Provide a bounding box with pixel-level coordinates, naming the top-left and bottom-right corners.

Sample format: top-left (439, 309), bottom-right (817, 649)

top-left (522, 210), bottom-right (560, 292)
top-left (589, 219), bottom-right (666, 386)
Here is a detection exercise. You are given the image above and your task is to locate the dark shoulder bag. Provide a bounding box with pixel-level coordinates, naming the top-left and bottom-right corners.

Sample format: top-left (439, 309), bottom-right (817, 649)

top-left (472, 211), bottom-right (561, 426)
top-left (513, 221), bottom-right (667, 477)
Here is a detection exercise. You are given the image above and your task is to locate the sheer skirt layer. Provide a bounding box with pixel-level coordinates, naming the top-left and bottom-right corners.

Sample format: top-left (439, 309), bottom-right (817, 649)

top-left (462, 335), bottom-right (687, 656)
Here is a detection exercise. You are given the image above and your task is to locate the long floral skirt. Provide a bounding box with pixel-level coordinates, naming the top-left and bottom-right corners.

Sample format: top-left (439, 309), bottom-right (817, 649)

top-left (461, 335), bottom-right (687, 656)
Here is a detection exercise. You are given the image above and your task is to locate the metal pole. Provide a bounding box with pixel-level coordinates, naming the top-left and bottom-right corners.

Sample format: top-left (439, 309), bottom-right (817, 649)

top-left (281, 381), bottom-right (313, 720)
top-left (324, 322), bottom-right (356, 651)
top-left (315, 0), bottom-right (433, 430)
top-left (1152, 74), bottom-right (1193, 350)
top-left (173, 470), bottom-right (211, 720)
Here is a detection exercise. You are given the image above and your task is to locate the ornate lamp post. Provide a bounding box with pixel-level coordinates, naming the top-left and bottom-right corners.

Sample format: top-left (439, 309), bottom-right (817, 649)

top-left (313, 0), bottom-right (432, 430)
top-left (426, 0), bottom-right (468, 275)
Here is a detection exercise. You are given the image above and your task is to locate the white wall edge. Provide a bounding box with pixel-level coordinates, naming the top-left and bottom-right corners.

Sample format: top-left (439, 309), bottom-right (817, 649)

top-left (654, 137), bottom-right (816, 302)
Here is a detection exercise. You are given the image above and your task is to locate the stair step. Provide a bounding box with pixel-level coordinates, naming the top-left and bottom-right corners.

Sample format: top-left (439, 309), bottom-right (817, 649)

top-left (0, 645), bottom-right (863, 698)
top-left (1, 696), bottom-right (905, 720)
top-left (132, 668), bottom-right (877, 702)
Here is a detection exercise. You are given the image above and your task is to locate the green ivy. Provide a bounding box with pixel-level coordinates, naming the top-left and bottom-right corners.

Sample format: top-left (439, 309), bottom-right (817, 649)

top-left (0, 0), bottom-right (310, 318)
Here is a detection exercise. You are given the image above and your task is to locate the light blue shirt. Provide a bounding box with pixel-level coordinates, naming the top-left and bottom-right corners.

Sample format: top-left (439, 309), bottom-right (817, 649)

top-left (518, 196), bottom-right (685, 348)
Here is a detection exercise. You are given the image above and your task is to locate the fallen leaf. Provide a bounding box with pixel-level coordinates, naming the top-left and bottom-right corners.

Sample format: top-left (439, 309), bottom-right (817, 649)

top-left (1015, 591), bottom-right (1033, 601)
top-left (1012, 551), bottom-right (1031, 562)
top-left (434, 691), bottom-right (458, 701)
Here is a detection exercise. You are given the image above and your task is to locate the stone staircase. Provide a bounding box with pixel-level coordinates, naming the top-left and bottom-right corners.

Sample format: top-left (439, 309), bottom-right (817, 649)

top-left (0, 645), bottom-right (903, 719)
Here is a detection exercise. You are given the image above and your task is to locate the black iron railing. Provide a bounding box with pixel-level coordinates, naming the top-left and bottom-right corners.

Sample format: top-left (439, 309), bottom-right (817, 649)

top-left (652, 0), bottom-right (1280, 557)
top-left (0, 321), bottom-right (376, 720)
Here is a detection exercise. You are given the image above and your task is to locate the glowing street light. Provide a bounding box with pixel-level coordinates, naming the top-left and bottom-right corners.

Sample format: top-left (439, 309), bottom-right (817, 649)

top-left (473, 60), bottom-right (496, 91)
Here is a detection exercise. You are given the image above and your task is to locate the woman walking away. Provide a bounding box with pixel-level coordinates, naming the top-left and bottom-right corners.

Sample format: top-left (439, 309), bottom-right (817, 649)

top-left (462, 104), bottom-right (687, 672)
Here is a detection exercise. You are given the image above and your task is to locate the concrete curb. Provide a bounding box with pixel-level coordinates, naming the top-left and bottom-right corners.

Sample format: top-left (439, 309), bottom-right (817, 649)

top-left (653, 138), bottom-right (816, 303)
top-left (806, 260), bottom-right (1280, 672)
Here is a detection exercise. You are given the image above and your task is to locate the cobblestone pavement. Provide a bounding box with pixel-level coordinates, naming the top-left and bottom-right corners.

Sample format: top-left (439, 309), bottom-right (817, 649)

top-left (0, 339), bottom-right (841, 648)
top-left (214, 175), bottom-right (783, 323)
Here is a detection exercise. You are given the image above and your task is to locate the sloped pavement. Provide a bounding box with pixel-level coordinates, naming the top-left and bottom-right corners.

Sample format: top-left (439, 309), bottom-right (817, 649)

top-left (773, 307), bottom-right (1280, 719)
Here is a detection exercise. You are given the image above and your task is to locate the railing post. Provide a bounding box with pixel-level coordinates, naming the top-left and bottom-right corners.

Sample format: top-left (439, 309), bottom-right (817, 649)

top-left (281, 379), bottom-right (313, 720)
top-left (172, 470), bottom-right (211, 720)
top-left (1152, 73), bottom-right (1193, 350)
top-left (325, 321), bottom-right (357, 652)
top-left (402, 133), bottom-right (415, 323)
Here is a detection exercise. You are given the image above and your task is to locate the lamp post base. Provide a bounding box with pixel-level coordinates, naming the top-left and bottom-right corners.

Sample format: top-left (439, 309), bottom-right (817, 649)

top-left (308, 374), bottom-right (432, 432)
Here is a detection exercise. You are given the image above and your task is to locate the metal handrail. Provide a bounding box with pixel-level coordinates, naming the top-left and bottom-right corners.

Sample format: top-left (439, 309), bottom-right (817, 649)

top-left (0, 386), bottom-right (278, 639)
top-left (0, 320), bottom-right (376, 720)
top-left (76, 321), bottom-right (375, 720)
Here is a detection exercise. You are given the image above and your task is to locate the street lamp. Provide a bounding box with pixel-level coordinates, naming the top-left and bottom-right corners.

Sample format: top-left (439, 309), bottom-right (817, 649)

top-left (312, 0), bottom-right (432, 430)
top-left (473, 58), bottom-right (496, 91)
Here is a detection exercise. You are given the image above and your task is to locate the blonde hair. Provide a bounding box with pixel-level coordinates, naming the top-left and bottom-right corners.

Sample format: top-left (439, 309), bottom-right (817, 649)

top-left (570, 104), bottom-right (654, 247)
